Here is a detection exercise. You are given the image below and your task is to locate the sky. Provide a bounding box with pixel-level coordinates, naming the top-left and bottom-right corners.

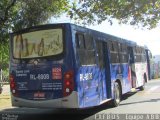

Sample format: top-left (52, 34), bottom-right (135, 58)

top-left (89, 20), bottom-right (160, 56)
top-left (51, 16), bottom-right (160, 56)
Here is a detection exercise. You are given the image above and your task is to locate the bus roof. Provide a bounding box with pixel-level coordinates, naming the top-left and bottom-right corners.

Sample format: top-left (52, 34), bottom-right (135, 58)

top-left (70, 23), bottom-right (137, 46)
top-left (11, 23), bottom-right (138, 47)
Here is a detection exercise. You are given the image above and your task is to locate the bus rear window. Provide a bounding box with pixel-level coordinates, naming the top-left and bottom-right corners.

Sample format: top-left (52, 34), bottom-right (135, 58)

top-left (13, 29), bottom-right (63, 59)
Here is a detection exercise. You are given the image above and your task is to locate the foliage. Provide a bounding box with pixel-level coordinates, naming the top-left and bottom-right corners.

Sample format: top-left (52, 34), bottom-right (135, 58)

top-left (70, 0), bottom-right (160, 29)
top-left (0, 41), bottom-right (9, 71)
top-left (1, 0), bottom-right (160, 72)
top-left (12, 0), bottom-right (70, 31)
top-left (0, 0), bottom-right (16, 32)
top-left (0, 0), bottom-right (70, 71)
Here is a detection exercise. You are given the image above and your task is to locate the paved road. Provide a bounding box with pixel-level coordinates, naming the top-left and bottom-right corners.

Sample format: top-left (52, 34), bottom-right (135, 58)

top-left (0, 80), bottom-right (160, 120)
top-left (85, 79), bottom-right (160, 120)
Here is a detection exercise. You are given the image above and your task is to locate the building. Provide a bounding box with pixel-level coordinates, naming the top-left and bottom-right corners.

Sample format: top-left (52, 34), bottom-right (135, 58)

top-left (151, 55), bottom-right (160, 79)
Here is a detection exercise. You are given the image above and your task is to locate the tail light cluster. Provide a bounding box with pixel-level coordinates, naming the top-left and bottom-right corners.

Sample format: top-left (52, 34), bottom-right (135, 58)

top-left (63, 71), bottom-right (74, 97)
top-left (9, 74), bottom-right (17, 96)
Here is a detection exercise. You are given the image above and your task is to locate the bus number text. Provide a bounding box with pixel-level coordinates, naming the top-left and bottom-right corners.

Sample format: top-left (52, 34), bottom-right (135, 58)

top-left (30, 74), bottom-right (50, 80)
top-left (80, 73), bottom-right (93, 81)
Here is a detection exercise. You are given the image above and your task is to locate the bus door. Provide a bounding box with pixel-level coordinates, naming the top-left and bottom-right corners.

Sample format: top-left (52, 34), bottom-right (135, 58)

top-left (128, 46), bottom-right (136, 88)
top-left (96, 41), bottom-right (111, 101)
top-left (145, 49), bottom-right (152, 80)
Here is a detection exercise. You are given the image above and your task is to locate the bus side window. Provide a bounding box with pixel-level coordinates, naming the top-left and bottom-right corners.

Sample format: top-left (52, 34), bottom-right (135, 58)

top-left (124, 44), bottom-right (128, 63)
top-left (109, 41), bottom-right (119, 63)
top-left (135, 46), bottom-right (141, 63)
top-left (111, 42), bottom-right (115, 51)
top-left (96, 41), bottom-right (104, 68)
top-left (108, 41), bottom-right (114, 51)
top-left (142, 48), bottom-right (146, 62)
top-left (76, 33), bottom-right (85, 65)
top-left (76, 33), bottom-right (96, 66)
top-left (84, 34), bottom-right (96, 65)
top-left (119, 43), bottom-right (123, 63)
top-left (120, 44), bottom-right (128, 63)
top-left (85, 35), bottom-right (94, 50)
top-left (133, 47), bottom-right (137, 62)
top-left (127, 46), bottom-right (133, 63)
top-left (138, 47), bottom-right (142, 62)
top-left (113, 42), bottom-right (118, 52)
top-left (76, 33), bottom-right (85, 49)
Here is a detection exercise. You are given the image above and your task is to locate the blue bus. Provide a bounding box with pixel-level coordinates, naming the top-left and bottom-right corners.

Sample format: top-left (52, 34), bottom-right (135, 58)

top-left (9, 23), bottom-right (151, 108)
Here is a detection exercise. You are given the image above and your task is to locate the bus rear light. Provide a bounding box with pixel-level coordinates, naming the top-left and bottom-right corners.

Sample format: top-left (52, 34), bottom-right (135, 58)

top-left (64, 71), bottom-right (73, 80)
top-left (12, 89), bottom-right (16, 94)
top-left (66, 81), bottom-right (71, 86)
top-left (10, 75), bottom-right (14, 82)
top-left (63, 71), bottom-right (74, 97)
top-left (66, 88), bottom-right (70, 93)
top-left (10, 75), bottom-right (15, 88)
top-left (9, 75), bottom-right (17, 96)
top-left (11, 82), bottom-right (15, 88)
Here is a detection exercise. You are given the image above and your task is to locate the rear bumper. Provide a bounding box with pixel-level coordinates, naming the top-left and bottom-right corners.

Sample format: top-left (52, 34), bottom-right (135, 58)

top-left (11, 91), bottom-right (79, 108)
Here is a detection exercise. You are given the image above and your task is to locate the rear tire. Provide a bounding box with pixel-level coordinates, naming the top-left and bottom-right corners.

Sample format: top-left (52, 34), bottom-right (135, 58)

top-left (139, 85), bottom-right (145, 91)
top-left (111, 82), bottom-right (121, 107)
top-left (139, 81), bottom-right (145, 91)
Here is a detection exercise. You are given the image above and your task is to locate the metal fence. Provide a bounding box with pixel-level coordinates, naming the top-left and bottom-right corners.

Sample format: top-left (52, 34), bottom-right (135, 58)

top-left (0, 69), bottom-right (9, 86)
top-left (150, 62), bottom-right (160, 79)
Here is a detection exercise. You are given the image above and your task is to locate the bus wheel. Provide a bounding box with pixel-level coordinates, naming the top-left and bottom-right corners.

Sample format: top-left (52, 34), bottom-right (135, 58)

top-left (139, 85), bottom-right (145, 91)
top-left (139, 82), bottom-right (145, 91)
top-left (111, 82), bottom-right (121, 107)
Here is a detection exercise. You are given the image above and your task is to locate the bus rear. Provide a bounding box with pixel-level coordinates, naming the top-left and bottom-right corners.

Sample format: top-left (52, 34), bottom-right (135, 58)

top-left (9, 24), bottom-right (79, 108)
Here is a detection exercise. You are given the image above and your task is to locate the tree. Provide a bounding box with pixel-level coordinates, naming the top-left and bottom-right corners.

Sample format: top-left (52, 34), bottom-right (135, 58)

top-left (0, 41), bottom-right (9, 71)
top-left (1, 0), bottom-right (160, 72)
top-left (0, 0), bottom-right (16, 32)
top-left (0, 0), bottom-right (70, 41)
top-left (12, 0), bottom-right (70, 31)
top-left (0, 0), bottom-right (70, 72)
top-left (70, 0), bottom-right (160, 29)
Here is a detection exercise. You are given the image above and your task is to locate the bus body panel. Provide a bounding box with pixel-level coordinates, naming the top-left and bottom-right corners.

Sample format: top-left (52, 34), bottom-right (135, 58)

top-left (134, 62), bottom-right (147, 87)
top-left (76, 66), bottom-right (108, 108)
top-left (76, 66), bottom-right (99, 108)
top-left (110, 63), bottom-right (132, 97)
